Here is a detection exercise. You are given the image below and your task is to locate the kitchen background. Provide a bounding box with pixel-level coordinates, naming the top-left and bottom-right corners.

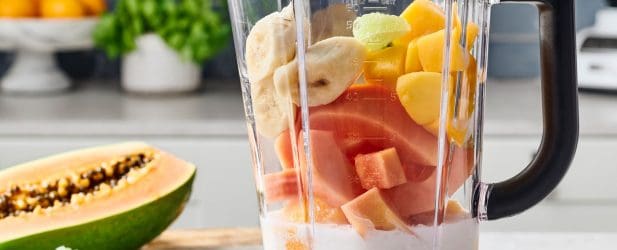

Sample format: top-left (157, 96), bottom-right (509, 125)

top-left (0, 0), bottom-right (615, 234)
top-left (0, 0), bottom-right (607, 79)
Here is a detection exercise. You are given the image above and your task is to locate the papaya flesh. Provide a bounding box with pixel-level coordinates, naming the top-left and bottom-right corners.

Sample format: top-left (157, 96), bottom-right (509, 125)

top-left (0, 142), bottom-right (196, 250)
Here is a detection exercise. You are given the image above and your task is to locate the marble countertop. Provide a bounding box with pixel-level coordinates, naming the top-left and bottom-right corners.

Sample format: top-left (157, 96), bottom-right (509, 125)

top-left (0, 79), bottom-right (614, 137)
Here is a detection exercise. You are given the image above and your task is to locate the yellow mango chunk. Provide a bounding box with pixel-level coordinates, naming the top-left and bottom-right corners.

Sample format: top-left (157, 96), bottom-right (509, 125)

top-left (453, 23), bottom-right (480, 50)
top-left (397, 59), bottom-right (478, 145)
top-left (405, 40), bottom-right (422, 73)
top-left (447, 56), bottom-right (478, 146)
top-left (417, 29), bottom-right (469, 72)
top-left (452, 4), bottom-right (480, 48)
top-left (396, 72), bottom-right (442, 125)
top-left (398, 0), bottom-right (446, 44)
top-left (465, 23), bottom-right (480, 48)
top-left (363, 44), bottom-right (407, 87)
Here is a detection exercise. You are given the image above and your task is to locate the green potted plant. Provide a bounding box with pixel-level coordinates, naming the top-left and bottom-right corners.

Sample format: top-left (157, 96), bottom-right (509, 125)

top-left (93, 0), bottom-right (230, 93)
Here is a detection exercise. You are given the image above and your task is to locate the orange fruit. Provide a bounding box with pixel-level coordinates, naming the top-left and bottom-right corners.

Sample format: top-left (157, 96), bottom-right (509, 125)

top-left (40, 0), bottom-right (84, 18)
top-left (0, 0), bottom-right (38, 18)
top-left (78, 0), bottom-right (105, 16)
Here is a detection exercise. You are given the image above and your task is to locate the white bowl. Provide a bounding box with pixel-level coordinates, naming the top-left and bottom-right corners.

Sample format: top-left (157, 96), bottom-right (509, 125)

top-left (0, 18), bottom-right (98, 93)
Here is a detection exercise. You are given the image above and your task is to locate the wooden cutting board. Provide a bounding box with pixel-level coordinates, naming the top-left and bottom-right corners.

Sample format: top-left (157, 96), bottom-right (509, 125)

top-left (143, 228), bottom-right (262, 249)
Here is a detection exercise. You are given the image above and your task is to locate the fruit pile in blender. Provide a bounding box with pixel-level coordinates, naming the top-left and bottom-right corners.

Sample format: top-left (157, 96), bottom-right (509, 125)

top-left (246, 0), bottom-right (478, 236)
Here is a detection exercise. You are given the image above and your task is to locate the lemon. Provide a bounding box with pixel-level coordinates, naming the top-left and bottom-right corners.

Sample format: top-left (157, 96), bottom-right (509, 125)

top-left (353, 13), bottom-right (410, 51)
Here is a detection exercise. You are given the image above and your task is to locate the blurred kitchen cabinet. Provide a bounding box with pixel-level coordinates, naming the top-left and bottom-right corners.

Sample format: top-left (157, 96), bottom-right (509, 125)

top-left (482, 135), bottom-right (617, 232)
top-left (553, 138), bottom-right (617, 201)
top-left (482, 136), bottom-right (617, 202)
top-left (482, 136), bottom-right (541, 183)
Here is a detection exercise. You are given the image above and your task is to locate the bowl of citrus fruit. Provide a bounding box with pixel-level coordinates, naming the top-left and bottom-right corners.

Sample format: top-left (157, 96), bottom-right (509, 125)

top-left (0, 0), bottom-right (106, 93)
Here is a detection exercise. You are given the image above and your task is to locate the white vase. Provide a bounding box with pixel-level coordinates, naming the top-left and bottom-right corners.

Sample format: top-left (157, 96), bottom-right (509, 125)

top-left (122, 34), bottom-right (201, 94)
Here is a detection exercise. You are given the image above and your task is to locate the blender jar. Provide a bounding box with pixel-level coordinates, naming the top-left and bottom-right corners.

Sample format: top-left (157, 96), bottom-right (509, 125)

top-left (228, 0), bottom-right (578, 249)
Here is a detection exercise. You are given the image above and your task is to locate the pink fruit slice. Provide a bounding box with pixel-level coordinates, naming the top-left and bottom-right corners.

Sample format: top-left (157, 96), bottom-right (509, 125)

top-left (354, 147), bottom-right (407, 189)
top-left (298, 130), bottom-right (364, 207)
top-left (309, 84), bottom-right (438, 182)
top-left (384, 146), bottom-right (473, 219)
top-left (275, 130), bottom-right (295, 169)
top-left (341, 188), bottom-right (412, 237)
top-left (264, 169), bottom-right (299, 204)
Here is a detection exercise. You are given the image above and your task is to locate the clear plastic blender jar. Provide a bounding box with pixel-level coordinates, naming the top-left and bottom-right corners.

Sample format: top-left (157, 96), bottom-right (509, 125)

top-left (227, 0), bottom-right (579, 249)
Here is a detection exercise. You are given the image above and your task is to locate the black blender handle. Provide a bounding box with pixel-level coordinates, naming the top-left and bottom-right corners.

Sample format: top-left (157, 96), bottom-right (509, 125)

top-left (478, 0), bottom-right (579, 220)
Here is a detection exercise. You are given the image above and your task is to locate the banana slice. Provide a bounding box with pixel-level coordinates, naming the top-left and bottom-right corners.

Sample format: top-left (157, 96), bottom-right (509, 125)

top-left (281, 3), bottom-right (294, 20)
top-left (274, 36), bottom-right (367, 107)
top-left (251, 78), bottom-right (296, 138)
top-left (245, 10), bottom-right (296, 83)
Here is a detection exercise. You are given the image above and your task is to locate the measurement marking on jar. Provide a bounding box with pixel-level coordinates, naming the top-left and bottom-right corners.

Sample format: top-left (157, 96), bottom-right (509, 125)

top-left (361, 97), bottom-right (387, 101)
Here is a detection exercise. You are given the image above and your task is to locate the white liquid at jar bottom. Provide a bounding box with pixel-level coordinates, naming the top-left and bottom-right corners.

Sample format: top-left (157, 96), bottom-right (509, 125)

top-left (261, 212), bottom-right (478, 250)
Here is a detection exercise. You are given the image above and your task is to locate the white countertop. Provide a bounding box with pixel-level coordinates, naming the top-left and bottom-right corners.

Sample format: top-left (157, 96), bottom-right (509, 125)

top-left (480, 232), bottom-right (615, 250)
top-left (0, 79), bottom-right (614, 137)
top-left (198, 233), bottom-right (617, 250)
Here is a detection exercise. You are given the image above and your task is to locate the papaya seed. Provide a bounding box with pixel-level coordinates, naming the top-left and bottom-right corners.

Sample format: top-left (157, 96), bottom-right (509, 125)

top-left (57, 187), bottom-right (68, 197)
top-left (77, 178), bottom-right (90, 190)
top-left (103, 163), bottom-right (115, 177)
top-left (0, 152), bottom-right (155, 219)
top-left (14, 199), bottom-right (27, 210)
top-left (58, 178), bottom-right (69, 189)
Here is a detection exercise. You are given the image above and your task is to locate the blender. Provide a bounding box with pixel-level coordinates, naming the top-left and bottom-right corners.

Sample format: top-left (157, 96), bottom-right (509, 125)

top-left (228, 0), bottom-right (578, 249)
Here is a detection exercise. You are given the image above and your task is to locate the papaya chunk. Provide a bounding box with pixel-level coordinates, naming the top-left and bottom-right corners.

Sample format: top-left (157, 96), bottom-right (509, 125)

top-left (341, 188), bottom-right (412, 237)
top-left (384, 146), bottom-right (473, 219)
top-left (275, 130), bottom-right (295, 169)
top-left (354, 148), bottom-right (407, 189)
top-left (264, 169), bottom-right (299, 204)
top-left (298, 130), bottom-right (363, 207)
top-left (309, 84), bottom-right (438, 182)
top-left (283, 198), bottom-right (349, 225)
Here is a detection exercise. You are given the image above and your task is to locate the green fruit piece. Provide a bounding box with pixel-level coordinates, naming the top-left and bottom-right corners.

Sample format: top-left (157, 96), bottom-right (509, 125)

top-left (0, 143), bottom-right (196, 250)
top-left (353, 13), bottom-right (410, 51)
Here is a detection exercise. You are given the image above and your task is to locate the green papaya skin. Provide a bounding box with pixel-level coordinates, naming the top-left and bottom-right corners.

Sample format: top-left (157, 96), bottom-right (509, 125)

top-left (0, 172), bottom-right (195, 250)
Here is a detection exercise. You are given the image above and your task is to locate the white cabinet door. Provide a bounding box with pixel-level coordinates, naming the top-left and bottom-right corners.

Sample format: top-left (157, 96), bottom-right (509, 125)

top-left (482, 136), bottom-right (617, 201)
top-left (552, 138), bottom-right (617, 201)
top-left (0, 137), bottom-right (259, 229)
top-left (481, 136), bottom-right (541, 183)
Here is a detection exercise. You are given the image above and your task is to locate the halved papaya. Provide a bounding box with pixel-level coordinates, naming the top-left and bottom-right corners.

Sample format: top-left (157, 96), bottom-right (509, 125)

top-left (0, 142), bottom-right (195, 250)
top-left (308, 84), bottom-right (437, 182)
